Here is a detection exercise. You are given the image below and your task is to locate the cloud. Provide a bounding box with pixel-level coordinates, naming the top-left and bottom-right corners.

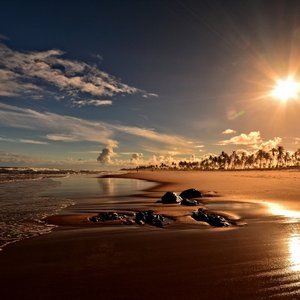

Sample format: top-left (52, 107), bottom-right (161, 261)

top-left (130, 153), bottom-right (143, 165)
top-left (46, 134), bottom-right (80, 142)
top-left (142, 93), bottom-right (159, 98)
top-left (219, 131), bottom-right (261, 146)
top-left (97, 141), bottom-right (118, 165)
top-left (0, 41), bottom-right (153, 103)
top-left (0, 103), bottom-right (196, 156)
top-left (0, 136), bottom-right (14, 142)
top-left (19, 139), bottom-right (48, 145)
top-left (0, 69), bottom-right (42, 97)
top-left (72, 99), bottom-right (112, 107)
top-left (110, 124), bottom-right (194, 148)
top-left (0, 103), bottom-right (114, 144)
top-left (222, 129), bottom-right (236, 135)
top-left (219, 130), bottom-right (283, 151)
top-left (0, 136), bottom-right (48, 145)
top-left (255, 137), bottom-right (282, 151)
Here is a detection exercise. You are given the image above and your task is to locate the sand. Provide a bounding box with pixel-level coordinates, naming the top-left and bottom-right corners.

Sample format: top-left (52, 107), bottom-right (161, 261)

top-left (1, 170), bottom-right (300, 299)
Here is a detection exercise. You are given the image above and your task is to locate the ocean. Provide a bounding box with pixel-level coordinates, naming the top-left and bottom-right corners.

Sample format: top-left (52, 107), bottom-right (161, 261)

top-left (0, 174), bottom-right (155, 250)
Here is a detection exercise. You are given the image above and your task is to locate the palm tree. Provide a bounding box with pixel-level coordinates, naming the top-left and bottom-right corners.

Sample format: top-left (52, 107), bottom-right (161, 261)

top-left (277, 146), bottom-right (285, 168)
top-left (255, 149), bottom-right (267, 169)
top-left (294, 149), bottom-right (300, 166)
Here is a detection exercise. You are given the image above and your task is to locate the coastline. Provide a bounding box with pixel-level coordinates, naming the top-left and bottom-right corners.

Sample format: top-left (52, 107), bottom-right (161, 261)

top-left (1, 170), bottom-right (300, 299)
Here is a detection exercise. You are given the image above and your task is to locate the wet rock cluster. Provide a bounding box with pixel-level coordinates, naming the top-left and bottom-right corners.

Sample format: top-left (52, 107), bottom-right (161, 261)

top-left (161, 188), bottom-right (233, 227)
top-left (161, 189), bottom-right (203, 206)
top-left (192, 208), bottom-right (231, 227)
top-left (88, 188), bottom-right (234, 229)
top-left (89, 212), bottom-right (127, 223)
top-left (135, 210), bottom-right (169, 227)
top-left (89, 210), bottom-right (169, 228)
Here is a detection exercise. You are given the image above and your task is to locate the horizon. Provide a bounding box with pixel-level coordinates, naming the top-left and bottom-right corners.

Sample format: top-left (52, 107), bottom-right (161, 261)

top-left (1, 0), bottom-right (300, 169)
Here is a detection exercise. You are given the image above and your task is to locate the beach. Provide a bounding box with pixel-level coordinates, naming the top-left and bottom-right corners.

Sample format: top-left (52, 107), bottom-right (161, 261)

top-left (1, 170), bottom-right (300, 299)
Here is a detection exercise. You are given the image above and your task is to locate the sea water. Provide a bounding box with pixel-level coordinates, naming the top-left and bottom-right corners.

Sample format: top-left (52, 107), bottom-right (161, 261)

top-left (0, 175), bottom-right (155, 250)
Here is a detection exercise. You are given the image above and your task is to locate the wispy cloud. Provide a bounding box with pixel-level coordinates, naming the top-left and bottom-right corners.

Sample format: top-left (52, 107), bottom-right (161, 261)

top-left (142, 93), bottom-right (158, 98)
top-left (222, 129), bottom-right (236, 135)
top-left (45, 134), bottom-right (81, 142)
top-left (0, 103), bottom-right (196, 154)
top-left (19, 139), bottom-right (48, 145)
top-left (0, 41), bottom-right (156, 103)
top-left (0, 136), bottom-right (48, 145)
top-left (110, 124), bottom-right (194, 148)
top-left (0, 69), bottom-right (42, 97)
top-left (0, 136), bottom-right (14, 142)
top-left (0, 103), bottom-right (114, 144)
top-left (72, 99), bottom-right (112, 107)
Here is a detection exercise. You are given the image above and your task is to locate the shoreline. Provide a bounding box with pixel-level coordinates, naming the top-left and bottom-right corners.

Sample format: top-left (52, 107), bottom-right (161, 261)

top-left (43, 169), bottom-right (300, 236)
top-left (38, 169), bottom-right (300, 233)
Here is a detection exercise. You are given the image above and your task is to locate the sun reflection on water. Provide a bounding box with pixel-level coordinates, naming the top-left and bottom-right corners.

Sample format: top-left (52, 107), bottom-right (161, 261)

top-left (266, 202), bottom-right (300, 221)
top-left (265, 202), bottom-right (300, 272)
top-left (289, 234), bottom-right (300, 272)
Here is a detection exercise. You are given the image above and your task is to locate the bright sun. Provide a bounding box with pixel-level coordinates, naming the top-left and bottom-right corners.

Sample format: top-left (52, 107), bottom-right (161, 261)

top-left (271, 77), bottom-right (300, 102)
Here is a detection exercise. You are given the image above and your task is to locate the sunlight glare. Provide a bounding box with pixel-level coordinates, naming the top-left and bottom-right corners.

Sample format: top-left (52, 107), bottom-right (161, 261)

top-left (271, 77), bottom-right (300, 102)
top-left (289, 234), bottom-right (300, 272)
top-left (267, 202), bottom-right (300, 220)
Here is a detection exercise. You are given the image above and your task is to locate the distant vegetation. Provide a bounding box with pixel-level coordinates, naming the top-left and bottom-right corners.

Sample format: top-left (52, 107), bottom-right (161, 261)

top-left (122, 146), bottom-right (300, 171)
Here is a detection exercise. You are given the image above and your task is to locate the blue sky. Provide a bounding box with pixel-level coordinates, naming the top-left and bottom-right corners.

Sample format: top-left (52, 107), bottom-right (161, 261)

top-left (1, 0), bottom-right (300, 169)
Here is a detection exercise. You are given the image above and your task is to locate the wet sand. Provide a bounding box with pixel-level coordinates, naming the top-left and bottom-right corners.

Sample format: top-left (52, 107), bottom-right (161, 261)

top-left (1, 170), bottom-right (300, 299)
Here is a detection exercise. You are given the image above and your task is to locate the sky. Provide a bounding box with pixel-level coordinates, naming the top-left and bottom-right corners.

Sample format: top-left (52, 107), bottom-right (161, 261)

top-left (1, 0), bottom-right (300, 169)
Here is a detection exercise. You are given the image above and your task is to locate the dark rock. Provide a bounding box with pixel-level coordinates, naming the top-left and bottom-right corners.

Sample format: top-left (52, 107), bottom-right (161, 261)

top-left (135, 210), bottom-right (168, 227)
top-left (192, 208), bottom-right (209, 222)
top-left (180, 188), bottom-right (203, 199)
top-left (161, 192), bottom-right (182, 204)
top-left (136, 219), bottom-right (145, 225)
top-left (98, 212), bottom-right (123, 221)
top-left (88, 210), bottom-right (170, 228)
top-left (207, 214), bottom-right (231, 227)
top-left (89, 216), bottom-right (99, 222)
top-left (192, 208), bottom-right (231, 227)
top-left (88, 212), bottom-right (126, 223)
top-left (123, 218), bottom-right (136, 225)
top-left (180, 198), bottom-right (200, 206)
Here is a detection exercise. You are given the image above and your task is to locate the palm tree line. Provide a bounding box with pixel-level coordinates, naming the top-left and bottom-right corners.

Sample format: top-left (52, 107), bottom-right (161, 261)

top-left (129, 146), bottom-right (300, 171)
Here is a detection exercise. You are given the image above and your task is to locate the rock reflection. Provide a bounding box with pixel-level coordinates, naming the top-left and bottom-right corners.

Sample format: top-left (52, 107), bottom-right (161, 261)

top-left (289, 233), bottom-right (300, 272)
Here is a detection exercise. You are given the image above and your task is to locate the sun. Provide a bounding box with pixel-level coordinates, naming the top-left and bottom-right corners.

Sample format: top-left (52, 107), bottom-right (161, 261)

top-left (271, 77), bottom-right (300, 102)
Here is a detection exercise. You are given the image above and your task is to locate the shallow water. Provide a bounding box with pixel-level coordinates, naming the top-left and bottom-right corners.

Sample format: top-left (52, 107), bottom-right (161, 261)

top-left (0, 178), bottom-right (72, 250)
top-left (0, 175), bottom-right (155, 250)
top-left (41, 175), bottom-right (155, 198)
